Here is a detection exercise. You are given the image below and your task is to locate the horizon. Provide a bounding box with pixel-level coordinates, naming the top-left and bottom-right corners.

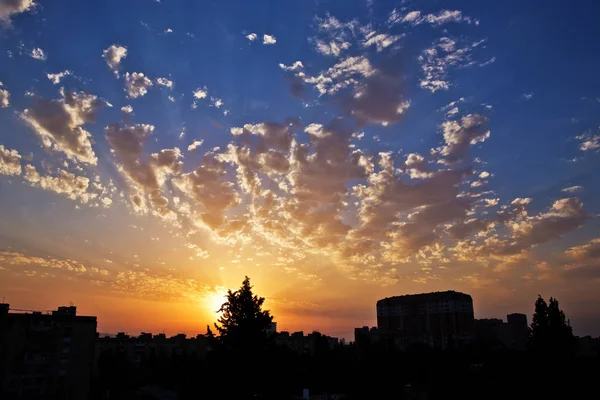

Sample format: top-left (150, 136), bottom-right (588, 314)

top-left (1, 0), bottom-right (600, 345)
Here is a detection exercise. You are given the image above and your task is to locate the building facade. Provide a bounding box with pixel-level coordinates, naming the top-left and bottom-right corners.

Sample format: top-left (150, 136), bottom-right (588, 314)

top-left (376, 291), bottom-right (475, 348)
top-left (0, 303), bottom-right (97, 399)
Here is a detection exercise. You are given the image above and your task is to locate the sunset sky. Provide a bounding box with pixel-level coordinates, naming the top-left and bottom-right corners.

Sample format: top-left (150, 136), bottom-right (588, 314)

top-left (1, 0), bottom-right (600, 340)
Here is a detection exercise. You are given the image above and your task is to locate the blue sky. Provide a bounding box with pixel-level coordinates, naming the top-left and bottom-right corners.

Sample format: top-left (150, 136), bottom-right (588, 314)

top-left (1, 0), bottom-right (600, 339)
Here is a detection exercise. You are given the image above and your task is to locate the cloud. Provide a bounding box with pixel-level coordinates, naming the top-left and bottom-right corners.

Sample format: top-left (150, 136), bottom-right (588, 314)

top-left (0, 0), bottom-right (36, 23)
top-left (245, 33), bottom-right (257, 41)
top-left (21, 88), bottom-right (104, 165)
top-left (562, 185), bottom-right (583, 193)
top-left (187, 140), bottom-right (203, 152)
top-left (523, 92), bottom-right (534, 100)
top-left (156, 77), bottom-right (173, 88)
top-left (210, 97), bottom-right (223, 108)
top-left (0, 81), bottom-right (9, 107)
top-left (279, 61), bottom-right (304, 71)
top-left (0, 144), bottom-right (22, 175)
top-left (311, 15), bottom-right (358, 57)
top-left (315, 40), bottom-right (350, 57)
top-left (47, 70), bottom-right (72, 85)
top-left (30, 47), bottom-right (46, 60)
top-left (105, 123), bottom-right (182, 216)
top-left (24, 165), bottom-right (98, 203)
top-left (164, 28), bottom-right (173, 33)
top-left (102, 44), bottom-right (128, 76)
top-left (339, 62), bottom-right (411, 127)
top-left (566, 237), bottom-right (600, 262)
top-left (124, 72), bottom-right (153, 98)
top-left (362, 31), bottom-right (402, 52)
top-left (433, 114), bottom-right (490, 164)
top-left (389, 9), bottom-right (479, 26)
top-left (193, 87), bottom-right (207, 99)
top-left (576, 130), bottom-right (600, 152)
top-left (0, 251), bottom-right (94, 275)
top-left (173, 155), bottom-right (240, 231)
top-left (302, 56), bottom-right (375, 96)
top-left (263, 34), bottom-right (276, 45)
top-left (121, 105), bottom-right (133, 114)
top-left (419, 37), bottom-right (485, 92)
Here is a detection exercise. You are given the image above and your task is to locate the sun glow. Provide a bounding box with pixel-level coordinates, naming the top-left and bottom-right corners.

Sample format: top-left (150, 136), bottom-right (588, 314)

top-left (203, 288), bottom-right (228, 314)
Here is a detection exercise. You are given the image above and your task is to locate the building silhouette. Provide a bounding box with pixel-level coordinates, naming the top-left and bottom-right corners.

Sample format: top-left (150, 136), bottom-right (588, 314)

top-left (94, 331), bottom-right (207, 374)
top-left (0, 303), bottom-right (97, 399)
top-left (375, 290), bottom-right (475, 348)
top-left (474, 313), bottom-right (528, 351)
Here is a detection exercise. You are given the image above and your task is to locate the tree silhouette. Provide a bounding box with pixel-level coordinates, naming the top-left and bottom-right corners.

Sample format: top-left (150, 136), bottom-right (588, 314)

top-left (529, 295), bottom-right (574, 354)
top-left (214, 276), bottom-right (273, 353)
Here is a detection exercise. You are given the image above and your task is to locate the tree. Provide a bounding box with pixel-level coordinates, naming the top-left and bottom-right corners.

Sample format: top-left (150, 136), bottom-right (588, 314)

top-left (529, 295), bottom-right (574, 354)
top-left (214, 276), bottom-right (273, 353)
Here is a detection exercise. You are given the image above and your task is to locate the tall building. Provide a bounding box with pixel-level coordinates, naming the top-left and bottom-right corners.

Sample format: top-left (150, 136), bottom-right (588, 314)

top-left (376, 291), bottom-right (475, 348)
top-left (0, 303), bottom-right (97, 399)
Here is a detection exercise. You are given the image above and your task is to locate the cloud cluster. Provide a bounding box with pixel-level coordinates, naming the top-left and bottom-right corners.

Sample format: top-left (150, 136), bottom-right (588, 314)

top-left (0, 0), bottom-right (36, 23)
top-left (105, 123), bottom-right (184, 216)
top-left (156, 77), bottom-right (173, 88)
top-left (389, 9), bottom-right (479, 26)
top-left (419, 37), bottom-right (485, 92)
top-left (124, 72), bottom-right (153, 98)
top-left (102, 44), bottom-right (128, 76)
top-left (47, 70), bottom-right (72, 85)
top-left (0, 144), bottom-right (22, 175)
top-left (263, 34), bottom-right (276, 45)
top-left (21, 88), bottom-right (104, 165)
top-left (0, 81), bottom-right (9, 107)
top-left (30, 47), bottom-right (46, 60)
top-left (577, 130), bottom-right (600, 152)
top-left (0, 251), bottom-right (97, 275)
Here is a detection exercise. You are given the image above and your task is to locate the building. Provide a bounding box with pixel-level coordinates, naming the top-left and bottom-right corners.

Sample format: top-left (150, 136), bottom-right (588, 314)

top-left (94, 331), bottom-right (207, 373)
top-left (376, 291), bottom-right (475, 348)
top-left (474, 313), bottom-right (528, 351)
top-left (0, 303), bottom-right (97, 399)
top-left (275, 331), bottom-right (340, 356)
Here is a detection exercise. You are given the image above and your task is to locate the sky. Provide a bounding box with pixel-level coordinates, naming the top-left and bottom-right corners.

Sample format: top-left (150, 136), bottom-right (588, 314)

top-left (1, 0), bottom-right (600, 341)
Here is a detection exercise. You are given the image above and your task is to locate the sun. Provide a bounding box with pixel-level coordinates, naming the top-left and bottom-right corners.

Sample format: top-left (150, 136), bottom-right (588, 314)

top-left (203, 289), bottom-right (227, 314)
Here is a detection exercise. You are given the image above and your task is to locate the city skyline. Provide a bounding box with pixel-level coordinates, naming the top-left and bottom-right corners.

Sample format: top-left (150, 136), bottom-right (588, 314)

top-left (1, 0), bottom-right (600, 343)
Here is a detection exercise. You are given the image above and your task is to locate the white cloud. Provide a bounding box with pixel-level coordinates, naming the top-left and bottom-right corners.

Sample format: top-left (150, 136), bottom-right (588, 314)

top-left (156, 77), bottom-right (173, 88)
top-left (211, 97), bottom-right (223, 108)
top-left (102, 45), bottom-right (128, 76)
top-left (263, 34), bottom-right (276, 45)
top-left (577, 131), bottom-right (600, 152)
top-left (315, 40), bottom-right (350, 57)
top-left (47, 70), bottom-right (72, 85)
top-left (187, 140), bottom-right (204, 152)
top-left (562, 185), bottom-right (583, 193)
top-left (0, 81), bottom-right (9, 108)
top-left (419, 37), bottom-right (485, 93)
top-left (21, 89), bottom-right (103, 165)
top-left (24, 166), bottom-right (96, 203)
top-left (0, 0), bottom-right (36, 23)
top-left (0, 144), bottom-right (22, 176)
top-left (390, 9), bottom-right (479, 26)
top-left (193, 87), bottom-right (207, 99)
top-left (362, 31), bottom-right (402, 52)
top-left (30, 47), bottom-right (46, 60)
top-left (124, 72), bottom-right (153, 98)
top-left (121, 105), bottom-right (133, 113)
top-left (279, 61), bottom-right (304, 71)
top-left (523, 93), bottom-right (534, 100)
top-left (246, 33), bottom-right (257, 41)
top-left (165, 28), bottom-right (173, 33)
